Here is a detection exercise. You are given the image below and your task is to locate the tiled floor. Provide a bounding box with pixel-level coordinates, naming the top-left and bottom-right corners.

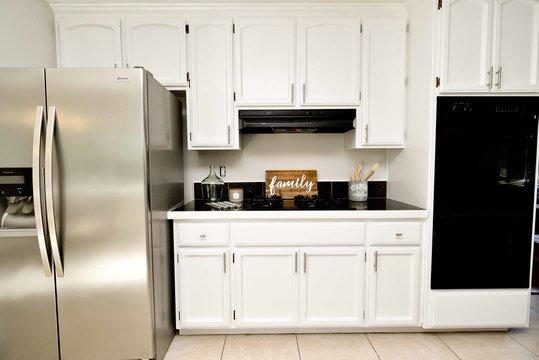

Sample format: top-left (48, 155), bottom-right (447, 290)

top-left (164, 296), bottom-right (539, 360)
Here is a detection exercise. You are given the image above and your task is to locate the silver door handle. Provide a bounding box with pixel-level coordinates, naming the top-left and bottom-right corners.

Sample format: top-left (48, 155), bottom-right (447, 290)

top-left (294, 252), bottom-right (298, 273)
top-left (45, 106), bottom-right (64, 277)
top-left (32, 106), bottom-right (52, 277)
top-left (486, 66), bottom-right (493, 89)
top-left (223, 252), bottom-right (227, 273)
top-left (374, 251), bottom-right (378, 271)
top-left (291, 84), bottom-right (294, 103)
top-left (365, 124), bottom-right (369, 143)
top-left (303, 252), bottom-right (307, 273)
top-left (227, 125), bottom-right (231, 145)
top-left (495, 66), bottom-right (502, 89)
top-left (302, 83), bottom-right (306, 103)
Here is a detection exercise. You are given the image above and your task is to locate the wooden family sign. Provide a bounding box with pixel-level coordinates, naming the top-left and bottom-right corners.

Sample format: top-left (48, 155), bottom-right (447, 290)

top-left (265, 170), bottom-right (318, 198)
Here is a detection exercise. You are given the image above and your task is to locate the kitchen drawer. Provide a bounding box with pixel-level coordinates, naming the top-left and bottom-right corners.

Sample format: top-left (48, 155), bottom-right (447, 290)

top-left (233, 221), bottom-right (365, 246)
top-left (368, 221), bottom-right (421, 245)
top-left (176, 222), bottom-right (229, 246)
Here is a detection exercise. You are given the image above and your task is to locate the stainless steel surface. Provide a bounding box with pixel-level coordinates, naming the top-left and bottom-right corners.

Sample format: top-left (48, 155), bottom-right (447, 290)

top-left (45, 106), bottom-right (64, 277)
top-left (46, 68), bottom-right (154, 360)
top-left (487, 66), bottom-right (493, 88)
top-left (0, 233), bottom-right (59, 360)
top-left (0, 68), bottom-right (46, 167)
top-left (374, 251), bottom-right (378, 271)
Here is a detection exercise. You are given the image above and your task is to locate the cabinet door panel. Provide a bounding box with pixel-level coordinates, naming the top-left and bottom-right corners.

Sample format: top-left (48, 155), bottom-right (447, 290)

top-left (234, 248), bottom-right (299, 327)
top-left (179, 248), bottom-right (230, 328)
top-left (441, 0), bottom-right (494, 91)
top-left (494, 0), bottom-right (539, 91)
top-left (57, 17), bottom-right (122, 68)
top-left (188, 17), bottom-right (234, 148)
top-left (235, 17), bottom-right (295, 105)
top-left (362, 16), bottom-right (406, 146)
top-left (299, 17), bottom-right (360, 105)
top-left (367, 247), bottom-right (420, 327)
top-left (300, 247), bottom-right (365, 326)
top-left (122, 17), bottom-right (187, 86)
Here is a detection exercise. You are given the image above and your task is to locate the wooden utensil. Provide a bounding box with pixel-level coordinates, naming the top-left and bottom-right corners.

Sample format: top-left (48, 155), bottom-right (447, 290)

top-left (355, 164), bottom-right (363, 182)
top-left (363, 163), bottom-right (380, 181)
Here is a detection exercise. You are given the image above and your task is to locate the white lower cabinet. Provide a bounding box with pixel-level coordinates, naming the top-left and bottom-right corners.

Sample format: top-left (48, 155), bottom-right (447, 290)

top-left (300, 247), bottom-right (365, 326)
top-left (367, 246), bottom-right (420, 327)
top-left (234, 248), bottom-right (299, 327)
top-left (178, 248), bottom-right (230, 329)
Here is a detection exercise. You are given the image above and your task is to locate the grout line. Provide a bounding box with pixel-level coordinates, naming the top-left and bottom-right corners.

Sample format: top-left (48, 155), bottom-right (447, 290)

top-left (295, 334), bottom-right (302, 360)
top-left (364, 334), bottom-right (381, 360)
top-left (507, 331), bottom-right (539, 357)
top-left (435, 333), bottom-right (462, 360)
top-left (220, 335), bottom-right (228, 360)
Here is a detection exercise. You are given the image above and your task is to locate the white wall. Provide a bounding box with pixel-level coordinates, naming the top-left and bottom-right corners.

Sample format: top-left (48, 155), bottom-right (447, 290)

top-left (387, 0), bottom-right (433, 209)
top-left (0, 0), bottom-right (56, 67)
top-left (183, 134), bottom-right (387, 201)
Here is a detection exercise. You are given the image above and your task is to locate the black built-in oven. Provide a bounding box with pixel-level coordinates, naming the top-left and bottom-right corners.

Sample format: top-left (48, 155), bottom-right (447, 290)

top-left (432, 97), bottom-right (539, 289)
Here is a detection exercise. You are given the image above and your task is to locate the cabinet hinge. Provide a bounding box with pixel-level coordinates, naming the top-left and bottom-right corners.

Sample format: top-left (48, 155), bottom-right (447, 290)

top-left (232, 24), bottom-right (236, 34)
top-left (185, 24), bottom-right (189, 34)
top-left (187, 72), bottom-right (191, 88)
top-left (232, 253), bottom-right (235, 263)
top-left (360, 24), bottom-right (363, 34)
top-left (437, 0), bottom-right (442, 9)
top-left (189, 132), bottom-right (192, 141)
top-left (233, 310), bottom-right (236, 320)
top-left (435, 76), bottom-right (441, 87)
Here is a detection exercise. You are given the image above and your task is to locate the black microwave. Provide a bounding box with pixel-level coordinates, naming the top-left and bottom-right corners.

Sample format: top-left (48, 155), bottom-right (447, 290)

top-left (0, 168), bottom-right (32, 196)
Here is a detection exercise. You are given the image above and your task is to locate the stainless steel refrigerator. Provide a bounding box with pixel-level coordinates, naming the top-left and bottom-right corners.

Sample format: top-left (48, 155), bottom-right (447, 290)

top-left (0, 68), bottom-right (183, 360)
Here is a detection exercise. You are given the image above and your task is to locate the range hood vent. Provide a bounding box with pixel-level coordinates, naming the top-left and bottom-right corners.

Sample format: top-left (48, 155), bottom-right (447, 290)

top-left (239, 109), bottom-right (356, 134)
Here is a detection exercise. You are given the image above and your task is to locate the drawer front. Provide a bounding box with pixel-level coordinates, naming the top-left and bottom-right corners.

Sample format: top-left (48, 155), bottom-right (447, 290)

top-left (233, 222), bottom-right (365, 246)
top-left (177, 222), bottom-right (229, 246)
top-left (368, 221), bottom-right (421, 245)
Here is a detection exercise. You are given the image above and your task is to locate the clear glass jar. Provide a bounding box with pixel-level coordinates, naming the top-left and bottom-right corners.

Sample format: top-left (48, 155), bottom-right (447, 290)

top-left (201, 165), bottom-right (224, 202)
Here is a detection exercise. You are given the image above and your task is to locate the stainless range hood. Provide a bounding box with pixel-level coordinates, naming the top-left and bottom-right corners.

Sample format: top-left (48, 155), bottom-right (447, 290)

top-left (239, 109), bottom-right (356, 134)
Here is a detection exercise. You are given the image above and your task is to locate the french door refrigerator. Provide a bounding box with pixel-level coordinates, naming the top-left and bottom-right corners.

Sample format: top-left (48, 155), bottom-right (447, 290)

top-left (0, 68), bottom-right (183, 360)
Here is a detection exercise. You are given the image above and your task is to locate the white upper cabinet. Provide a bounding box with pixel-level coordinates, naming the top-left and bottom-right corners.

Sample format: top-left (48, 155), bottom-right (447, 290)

top-left (121, 17), bottom-right (187, 86)
top-left (361, 16), bottom-right (406, 147)
top-left (178, 248), bottom-right (230, 329)
top-left (300, 247), bottom-right (365, 327)
top-left (187, 17), bottom-right (235, 149)
top-left (493, 0), bottom-right (539, 91)
top-left (57, 17), bottom-right (122, 68)
top-left (367, 247), bottom-right (420, 327)
top-left (298, 17), bottom-right (361, 105)
top-left (234, 17), bottom-right (295, 105)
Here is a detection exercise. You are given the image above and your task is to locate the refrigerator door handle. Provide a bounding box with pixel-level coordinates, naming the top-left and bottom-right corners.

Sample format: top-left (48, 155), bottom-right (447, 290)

top-left (32, 106), bottom-right (53, 277)
top-left (45, 106), bottom-right (64, 277)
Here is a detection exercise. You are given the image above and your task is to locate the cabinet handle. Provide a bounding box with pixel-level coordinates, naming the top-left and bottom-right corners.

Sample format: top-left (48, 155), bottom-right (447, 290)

top-left (294, 252), bottom-right (298, 273)
top-left (114, 63), bottom-right (118, 68)
top-left (302, 83), bottom-right (306, 103)
top-left (291, 83), bottom-right (294, 103)
top-left (126, 63), bottom-right (129, 68)
top-left (374, 251), bottom-right (378, 272)
top-left (486, 66), bottom-right (493, 89)
top-left (227, 125), bottom-right (231, 145)
top-left (223, 253), bottom-right (227, 273)
top-left (303, 253), bottom-right (307, 273)
top-left (495, 66), bottom-right (503, 89)
top-left (395, 233), bottom-right (403, 237)
top-left (199, 233), bottom-right (207, 239)
top-left (365, 124), bottom-right (369, 143)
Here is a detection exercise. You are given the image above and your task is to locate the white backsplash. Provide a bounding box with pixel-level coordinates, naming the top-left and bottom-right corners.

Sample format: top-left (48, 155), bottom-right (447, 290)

top-left (183, 133), bottom-right (388, 201)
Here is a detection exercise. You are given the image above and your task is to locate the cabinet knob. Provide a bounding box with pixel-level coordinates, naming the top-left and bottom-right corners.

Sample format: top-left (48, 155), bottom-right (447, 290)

top-left (395, 233), bottom-right (403, 237)
top-left (199, 234), bottom-right (207, 238)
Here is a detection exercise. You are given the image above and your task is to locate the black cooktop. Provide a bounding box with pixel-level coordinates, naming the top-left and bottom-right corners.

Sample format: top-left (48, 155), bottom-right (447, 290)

top-left (173, 196), bottom-right (423, 212)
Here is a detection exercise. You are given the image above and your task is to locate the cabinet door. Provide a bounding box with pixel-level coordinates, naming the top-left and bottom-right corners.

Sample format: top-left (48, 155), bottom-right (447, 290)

top-left (441, 0), bottom-right (494, 91)
top-left (300, 247), bottom-right (365, 327)
top-left (178, 248), bottom-right (230, 328)
top-left (367, 247), bottom-right (420, 327)
top-left (362, 16), bottom-right (406, 146)
top-left (234, 17), bottom-right (295, 105)
top-left (298, 17), bottom-right (360, 105)
top-left (57, 17), bottom-right (122, 68)
top-left (122, 17), bottom-right (187, 86)
top-left (234, 248), bottom-right (299, 327)
top-left (493, 0), bottom-right (539, 91)
top-left (187, 18), bottom-right (234, 148)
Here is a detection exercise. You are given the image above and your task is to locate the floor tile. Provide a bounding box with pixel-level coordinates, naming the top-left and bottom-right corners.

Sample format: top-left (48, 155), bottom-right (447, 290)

top-left (438, 332), bottom-right (537, 360)
top-left (530, 309), bottom-right (539, 330)
top-left (367, 333), bottom-right (458, 360)
top-left (297, 334), bottom-right (378, 360)
top-left (509, 329), bottom-right (539, 356)
top-left (164, 335), bottom-right (225, 360)
top-left (221, 334), bottom-right (299, 360)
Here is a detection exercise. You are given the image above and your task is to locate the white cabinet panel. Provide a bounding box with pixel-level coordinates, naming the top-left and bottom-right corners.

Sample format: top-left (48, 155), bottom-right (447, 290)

top-left (187, 17), bottom-right (234, 148)
top-left (362, 16), bottom-right (406, 146)
top-left (494, 0), bottom-right (539, 91)
top-left (441, 0), bottom-right (494, 91)
top-left (300, 247), bottom-right (365, 326)
top-left (122, 17), bottom-right (187, 86)
top-left (367, 247), bottom-right (420, 327)
top-left (179, 248), bottom-right (230, 328)
top-left (234, 17), bottom-right (295, 105)
top-left (234, 248), bottom-right (299, 327)
top-left (298, 17), bottom-right (360, 105)
top-left (57, 17), bottom-right (122, 68)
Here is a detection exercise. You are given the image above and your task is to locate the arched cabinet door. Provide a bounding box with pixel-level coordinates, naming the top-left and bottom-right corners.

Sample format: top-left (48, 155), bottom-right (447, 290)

top-left (493, 0), bottom-right (539, 91)
top-left (57, 17), bottom-right (122, 68)
top-left (440, 0), bottom-right (494, 92)
top-left (122, 18), bottom-right (187, 87)
top-left (298, 17), bottom-right (361, 106)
